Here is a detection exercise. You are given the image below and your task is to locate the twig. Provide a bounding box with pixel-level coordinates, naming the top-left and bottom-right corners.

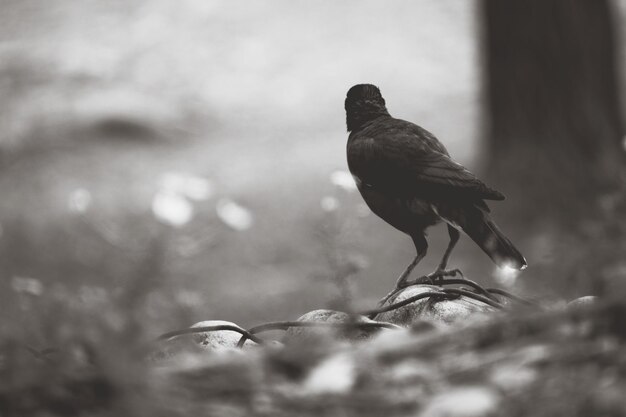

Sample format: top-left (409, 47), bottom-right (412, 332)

top-left (23, 345), bottom-right (58, 362)
top-left (155, 279), bottom-right (536, 353)
top-left (431, 278), bottom-right (500, 301)
top-left (486, 288), bottom-right (538, 306)
top-left (377, 274), bottom-right (499, 308)
top-left (379, 300), bottom-right (622, 364)
top-left (236, 320), bottom-right (401, 348)
top-left (156, 325), bottom-right (266, 345)
top-left (441, 288), bottom-right (504, 309)
top-left (361, 291), bottom-right (456, 319)
top-left (367, 282), bottom-right (505, 319)
top-left (377, 287), bottom-right (404, 309)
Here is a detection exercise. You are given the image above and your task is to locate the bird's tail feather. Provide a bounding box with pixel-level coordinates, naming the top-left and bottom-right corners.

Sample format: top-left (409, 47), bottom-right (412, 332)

top-left (462, 213), bottom-right (527, 270)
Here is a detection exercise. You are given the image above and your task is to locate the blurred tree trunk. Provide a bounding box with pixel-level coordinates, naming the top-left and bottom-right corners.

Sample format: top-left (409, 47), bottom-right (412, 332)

top-left (483, 0), bottom-right (625, 225)
top-left (482, 0), bottom-right (626, 295)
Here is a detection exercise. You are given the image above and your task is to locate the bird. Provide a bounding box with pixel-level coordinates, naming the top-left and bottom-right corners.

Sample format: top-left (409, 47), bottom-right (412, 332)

top-left (345, 84), bottom-right (526, 293)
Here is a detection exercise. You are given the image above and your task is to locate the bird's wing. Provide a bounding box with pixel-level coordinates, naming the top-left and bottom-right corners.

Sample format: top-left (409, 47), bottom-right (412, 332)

top-left (348, 132), bottom-right (504, 201)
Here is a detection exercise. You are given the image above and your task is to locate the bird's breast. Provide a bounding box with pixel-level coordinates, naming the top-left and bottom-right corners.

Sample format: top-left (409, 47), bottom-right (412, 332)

top-left (355, 181), bottom-right (440, 234)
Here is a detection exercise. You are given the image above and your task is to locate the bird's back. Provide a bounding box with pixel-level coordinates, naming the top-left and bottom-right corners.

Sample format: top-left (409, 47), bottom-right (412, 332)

top-left (348, 116), bottom-right (503, 203)
top-left (349, 117), bottom-right (448, 157)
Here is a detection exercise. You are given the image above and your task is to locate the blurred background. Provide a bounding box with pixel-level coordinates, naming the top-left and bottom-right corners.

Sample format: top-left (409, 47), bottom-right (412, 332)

top-left (0, 0), bottom-right (625, 341)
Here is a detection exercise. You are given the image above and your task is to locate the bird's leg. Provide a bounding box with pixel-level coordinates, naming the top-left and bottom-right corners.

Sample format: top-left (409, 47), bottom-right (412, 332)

top-left (378, 235), bottom-right (427, 306)
top-left (395, 251), bottom-right (426, 289)
top-left (410, 225), bottom-right (464, 285)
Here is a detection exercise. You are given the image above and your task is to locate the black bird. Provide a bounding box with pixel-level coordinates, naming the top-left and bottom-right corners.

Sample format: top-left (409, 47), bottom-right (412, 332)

top-left (345, 84), bottom-right (526, 291)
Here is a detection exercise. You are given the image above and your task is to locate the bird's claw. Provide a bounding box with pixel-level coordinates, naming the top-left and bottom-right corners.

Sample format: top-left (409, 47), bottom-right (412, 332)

top-left (408, 274), bottom-right (436, 286)
top-left (378, 268), bottom-right (466, 310)
top-left (430, 268), bottom-right (465, 282)
top-left (407, 268), bottom-right (465, 286)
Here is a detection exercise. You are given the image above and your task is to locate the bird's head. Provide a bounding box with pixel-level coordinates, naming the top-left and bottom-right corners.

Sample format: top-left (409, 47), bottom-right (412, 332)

top-left (345, 84), bottom-right (390, 132)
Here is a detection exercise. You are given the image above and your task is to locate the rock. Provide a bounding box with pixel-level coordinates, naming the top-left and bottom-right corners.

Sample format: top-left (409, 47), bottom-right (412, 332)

top-left (149, 320), bottom-right (264, 363)
top-left (367, 326), bottom-right (414, 350)
top-left (563, 296), bottom-right (599, 336)
top-left (386, 358), bottom-right (440, 386)
top-left (282, 309), bottom-right (389, 344)
top-left (190, 320), bottom-right (259, 350)
top-left (489, 363), bottom-right (538, 392)
top-left (148, 337), bottom-right (198, 363)
top-left (418, 386), bottom-right (501, 417)
top-left (375, 285), bottom-right (497, 326)
top-left (301, 352), bottom-right (356, 395)
top-left (567, 295), bottom-right (598, 308)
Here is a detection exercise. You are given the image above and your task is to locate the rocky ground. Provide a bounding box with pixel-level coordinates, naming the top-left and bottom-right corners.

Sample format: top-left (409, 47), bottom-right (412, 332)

top-left (4, 281), bottom-right (623, 417)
